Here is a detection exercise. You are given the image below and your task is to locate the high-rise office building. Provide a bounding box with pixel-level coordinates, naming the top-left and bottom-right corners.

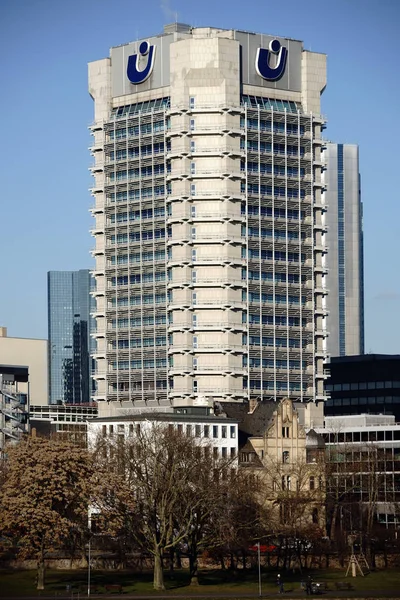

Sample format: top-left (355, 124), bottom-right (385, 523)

top-left (48, 270), bottom-right (95, 404)
top-left (323, 143), bottom-right (364, 357)
top-left (89, 24), bottom-right (328, 409)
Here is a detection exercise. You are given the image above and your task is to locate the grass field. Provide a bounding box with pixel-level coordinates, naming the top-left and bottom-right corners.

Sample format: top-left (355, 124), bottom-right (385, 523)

top-left (1, 566), bottom-right (400, 597)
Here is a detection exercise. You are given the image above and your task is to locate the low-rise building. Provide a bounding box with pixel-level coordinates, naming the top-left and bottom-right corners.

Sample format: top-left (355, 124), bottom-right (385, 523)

top-left (316, 413), bottom-right (400, 529)
top-left (88, 401), bottom-right (238, 459)
top-left (0, 327), bottom-right (48, 406)
top-left (224, 399), bottom-right (325, 532)
top-left (30, 403), bottom-right (98, 445)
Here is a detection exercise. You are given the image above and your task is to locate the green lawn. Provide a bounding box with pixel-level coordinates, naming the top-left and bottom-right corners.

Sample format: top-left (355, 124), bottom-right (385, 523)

top-left (1, 567), bottom-right (400, 597)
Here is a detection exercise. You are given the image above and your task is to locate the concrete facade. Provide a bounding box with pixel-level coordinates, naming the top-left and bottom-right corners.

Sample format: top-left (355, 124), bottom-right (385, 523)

top-left (0, 328), bottom-right (48, 406)
top-left (89, 24), bottom-right (328, 409)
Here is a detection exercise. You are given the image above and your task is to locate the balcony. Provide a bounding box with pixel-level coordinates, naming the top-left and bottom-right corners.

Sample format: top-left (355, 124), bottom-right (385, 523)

top-left (168, 321), bottom-right (245, 331)
top-left (168, 387), bottom-right (247, 397)
top-left (167, 300), bottom-right (245, 310)
top-left (167, 277), bottom-right (246, 288)
top-left (168, 365), bottom-right (246, 375)
top-left (168, 343), bottom-right (246, 352)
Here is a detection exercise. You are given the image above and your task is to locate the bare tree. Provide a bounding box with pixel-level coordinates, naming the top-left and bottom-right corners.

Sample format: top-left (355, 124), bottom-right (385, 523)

top-left (97, 424), bottom-right (221, 591)
top-left (260, 456), bottom-right (325, 570)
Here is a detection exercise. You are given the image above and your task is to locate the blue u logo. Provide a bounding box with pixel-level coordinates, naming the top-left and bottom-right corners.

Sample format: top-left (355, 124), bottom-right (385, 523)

top-left (255, 39), bottom-right (288, 81)
top-left (127, 41), bottom-right (156, 85)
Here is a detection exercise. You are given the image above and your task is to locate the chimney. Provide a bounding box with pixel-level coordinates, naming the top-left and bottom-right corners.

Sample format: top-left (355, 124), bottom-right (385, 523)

top-left (248, 397), bottom-right (259, 414)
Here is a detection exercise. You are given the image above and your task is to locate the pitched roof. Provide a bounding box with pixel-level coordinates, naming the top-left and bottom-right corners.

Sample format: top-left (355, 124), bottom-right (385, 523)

top-left (222, 401), bottom-right (277, 437)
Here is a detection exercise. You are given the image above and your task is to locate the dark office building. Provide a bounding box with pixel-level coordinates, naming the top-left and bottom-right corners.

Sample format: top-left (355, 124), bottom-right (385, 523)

top-left (48, 270), bottom-right (95, 405)
top-left (325, 355), bottom-right (400, 420)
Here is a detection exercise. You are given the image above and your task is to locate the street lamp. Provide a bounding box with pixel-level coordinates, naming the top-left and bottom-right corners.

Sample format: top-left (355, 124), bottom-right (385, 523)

top-left (88, 508), bottom-right (92, 597)
top-left (257, 542), bottom-right (262, 597)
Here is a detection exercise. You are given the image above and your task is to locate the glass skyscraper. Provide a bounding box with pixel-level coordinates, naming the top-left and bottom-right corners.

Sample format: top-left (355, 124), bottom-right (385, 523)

top-left (48, 270), bottom-right (95, 404)
top-left (323, 143), bottom-right (364, 357)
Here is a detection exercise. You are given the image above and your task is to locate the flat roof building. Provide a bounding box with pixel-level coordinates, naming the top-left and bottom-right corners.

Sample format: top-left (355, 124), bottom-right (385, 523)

top-left (0, 327), bottom-right (48, 406)
top-left (316, 413), bottom-right (400, 529)
top-left (88, 403), bottom-right (239, 461)
top-left (30, 403), bottom-right (98, 446)
top-left (325, 354), bottom-right (400, 420)
top-left (89, 24), bottom-right (328, 408)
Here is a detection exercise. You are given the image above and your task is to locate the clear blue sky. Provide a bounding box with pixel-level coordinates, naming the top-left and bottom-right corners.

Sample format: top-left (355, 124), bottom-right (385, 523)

top-left (1, 0), bottom-right (399, 353)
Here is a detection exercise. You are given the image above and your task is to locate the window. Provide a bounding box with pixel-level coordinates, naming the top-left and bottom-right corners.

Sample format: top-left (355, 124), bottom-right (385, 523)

top-left (136, 424), bottom-right (141, 435)
top-left (192, 314), bottom-right (197, 326)
top-left (222, 447), bottom-right (227, 459)
top-left (282, 426), bottom-right (290, 438)
top-left (192, 292), bottom-right (197, 305)
top-left (192, 249), bottom-right (197, 262)
top-left (191, 227), bottom-right (196, 239)
top-left (177, 424), bottom-right (183, 434)
top-left (190, 118), bottom-right (195, 131)
top-left (221, 426), bottom-right (227, 438)
top-left (282, 475), bottom-right (291, 490)
top-left (190, 140), bottom-right (196, 152)
top-left (129, 424), bottom-right (134, 435)
top-left (192, 270), bottom-right (197, 282)
top-left (195, 424), bottom-right (201, 437)
top-left (230, 426), bottom-right (236, 438)
top-left (193, 357), bottom-right (198, 370)
top-left (312, 508), bottom-right (319, 524)
top-left (193, 335), bottom-right (198, 348)
top-left (213, 447), bottom-right (219, 459)
top-left (191, 184), bottom-right (196, 196)
top-left (191, 162), bottom-right (196, 175)
top-left (309, 476), bottom-right (315, 490)
top-left (189, 96), bottom-right (195, 109)
top-left (282, 451), bottom-right (289, 463)
top-left (213, 425), bottom-right (218, 438)
top-left (191, 205), bottom-right (196, 217)
top-left (186, 424), bottom-right (192, 436)
top-left (204, 425), bottom-right (209, 438)
top-left (230, 447), bottom-right (236, 458)
top-left (102, 425), bottom-right (107, 437)
top-left (193, 380), bottom-right (198, 393)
